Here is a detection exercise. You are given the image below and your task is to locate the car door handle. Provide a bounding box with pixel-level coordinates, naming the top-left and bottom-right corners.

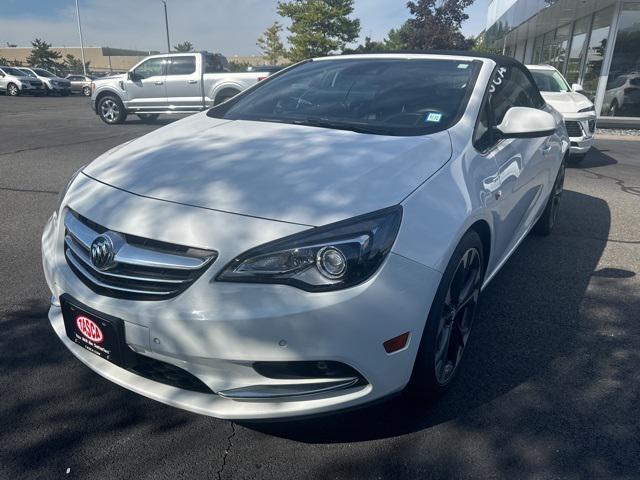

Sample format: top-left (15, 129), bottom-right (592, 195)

top-left (187, 80), bottom-right (198, 84)
top-left (154, 81), bottom-right (164, 85)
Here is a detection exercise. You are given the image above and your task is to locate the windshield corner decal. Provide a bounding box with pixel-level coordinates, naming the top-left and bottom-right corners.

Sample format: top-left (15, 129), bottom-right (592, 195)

top-left (489, 67), bottom-right (507, 93)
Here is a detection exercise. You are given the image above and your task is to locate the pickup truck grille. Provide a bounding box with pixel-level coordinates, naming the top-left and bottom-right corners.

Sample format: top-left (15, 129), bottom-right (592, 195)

top-left (565, 121), bottom-right (583, 138)
top-left (63, 210), bottom-right (217, 300)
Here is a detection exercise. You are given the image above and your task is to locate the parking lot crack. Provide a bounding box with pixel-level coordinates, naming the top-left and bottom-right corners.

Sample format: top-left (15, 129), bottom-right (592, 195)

top-left (216, 421), bottom-right (236, 480)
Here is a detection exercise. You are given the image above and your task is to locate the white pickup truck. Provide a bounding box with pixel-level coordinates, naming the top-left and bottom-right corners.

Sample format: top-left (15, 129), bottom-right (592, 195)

top-left (91, 52), bottom-right (268, 124)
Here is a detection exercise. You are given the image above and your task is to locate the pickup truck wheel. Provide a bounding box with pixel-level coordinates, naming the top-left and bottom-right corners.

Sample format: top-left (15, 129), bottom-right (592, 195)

top-left (7, 83), bottom-right (19, 96)
top-left (137, 113), bottom-right (160, 123)
top-left (82, 86), bottom-right (91, 96)
top-left (98, 95), bottom-right (127, 125)
top-left (214, 89), bottom-right (240, 105)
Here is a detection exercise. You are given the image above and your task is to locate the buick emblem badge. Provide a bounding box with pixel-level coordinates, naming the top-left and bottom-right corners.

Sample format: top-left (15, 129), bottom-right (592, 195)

top-left (90, 235), bottom-right (115, 270)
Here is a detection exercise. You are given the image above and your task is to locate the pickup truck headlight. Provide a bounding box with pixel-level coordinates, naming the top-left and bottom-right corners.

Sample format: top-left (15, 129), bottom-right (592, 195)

top-left (578, 106), bottom-right (595, 113)
top-left (217, 206), bottom-right (402, 292)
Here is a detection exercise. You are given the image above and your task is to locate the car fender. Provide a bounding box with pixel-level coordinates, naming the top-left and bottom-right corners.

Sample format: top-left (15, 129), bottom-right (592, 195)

top-left (206, 80), bottom-right (245, 106)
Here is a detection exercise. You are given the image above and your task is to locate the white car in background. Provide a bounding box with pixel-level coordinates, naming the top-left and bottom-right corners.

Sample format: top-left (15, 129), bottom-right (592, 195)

top-left (18, 67), bottom-right (71, 96)
top-left (43, 53), bottom-right (568, 420)
top-left (0, 65), bottom-right (45, 96)
top-left (528, 65), bottom-right (595, 161)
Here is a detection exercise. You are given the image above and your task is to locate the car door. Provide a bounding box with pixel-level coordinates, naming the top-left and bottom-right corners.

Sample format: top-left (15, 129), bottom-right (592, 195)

top-left (480, 63), bottom-right (558, 266)
top-left (125, 56), bottom-right (168, 110)
top-left (164, 55), bottom-right (201, 110)
top-left (0, 68), bottom-right (7, 90)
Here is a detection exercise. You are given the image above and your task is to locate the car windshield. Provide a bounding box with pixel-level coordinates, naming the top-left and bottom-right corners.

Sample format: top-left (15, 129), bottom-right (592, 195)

top-left (210, 58), bottom-right (480, 136)
top-left (19, 69), bottom-right (37, 77)
top-left (2, 67), bottom-right (24, 76)
top-left (530, 69), bottom-right (570, 93)
top-left (33, 68), bottom-right (55, 77)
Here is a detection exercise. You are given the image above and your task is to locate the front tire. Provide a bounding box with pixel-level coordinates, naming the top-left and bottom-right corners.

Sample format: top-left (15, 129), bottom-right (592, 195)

top-left (98, 95), bottom-right (127, 125)
top-left (533, 157), bottom-right (566, 236)
top-left (410, 230), bottom-right (485, 397)
top-left (7, 83), bottom-right (19, 96)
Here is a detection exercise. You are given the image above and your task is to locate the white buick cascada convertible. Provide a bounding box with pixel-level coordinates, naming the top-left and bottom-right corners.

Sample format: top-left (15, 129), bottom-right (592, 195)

top-left (42, 53), bottom-right (569, 420)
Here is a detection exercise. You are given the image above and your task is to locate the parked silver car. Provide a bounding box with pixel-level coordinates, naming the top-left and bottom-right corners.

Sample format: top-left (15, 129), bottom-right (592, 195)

top-left (66, 74), bottom-right (93, 96)
top-left (90, 52), bottom-right (268, 124)
top-left (0, 65), bottom-right (44, 96)
top-left (18, 67), bottom-right (71, 96)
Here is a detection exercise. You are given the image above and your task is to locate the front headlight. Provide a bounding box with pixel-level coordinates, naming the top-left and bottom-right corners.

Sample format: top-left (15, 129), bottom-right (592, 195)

top-left (578, 106), bottom-right (595, 113)
top-left (217, 206), bottom-right (403, 292)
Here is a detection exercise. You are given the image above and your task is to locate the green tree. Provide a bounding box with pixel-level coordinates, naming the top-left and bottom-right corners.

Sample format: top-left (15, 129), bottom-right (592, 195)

top-left (385, 26), bottom-right (410, 50)
top-left (257, 22), bottom-right (286, 65)
top-left (0, 56), bottom-right (9, 65)
top-left (277, 0), bottom-right (360, 62)
top-left (63, 54), bottom-right (90, 74)
top-left (401, 0), bottom-right (475, 51)
top-left (173, 41), bottom-right (194, 52)
top-left (343, 25), bottom-right (411, 54)
top-left (26, 38), bottom-right (62, 71)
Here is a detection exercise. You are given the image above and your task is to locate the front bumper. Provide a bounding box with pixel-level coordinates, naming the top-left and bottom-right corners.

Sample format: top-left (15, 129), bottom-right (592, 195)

top-left (564, 114), bottom-right (596, 156)
top-left (41, 182), bottom-right (441, 419)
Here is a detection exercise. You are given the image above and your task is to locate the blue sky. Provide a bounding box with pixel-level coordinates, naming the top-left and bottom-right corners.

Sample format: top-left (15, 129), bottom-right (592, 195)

top-left (1, 0), bottom-right (489, 55)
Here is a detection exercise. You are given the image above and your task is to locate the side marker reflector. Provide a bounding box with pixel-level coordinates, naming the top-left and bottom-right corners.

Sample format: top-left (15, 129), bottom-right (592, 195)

top-left (383, 332), bottom-right (410, 353)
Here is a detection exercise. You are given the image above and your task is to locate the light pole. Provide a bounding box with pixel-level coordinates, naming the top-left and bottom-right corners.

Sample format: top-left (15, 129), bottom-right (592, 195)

top-left (75, 0), bottom-right (87, 75)
top-left (162, 0), bottom-right (171, 53)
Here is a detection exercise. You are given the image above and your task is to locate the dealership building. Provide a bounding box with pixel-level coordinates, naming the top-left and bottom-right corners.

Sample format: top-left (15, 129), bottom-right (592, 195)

top-left (486, 0), bottom-right (640, 125)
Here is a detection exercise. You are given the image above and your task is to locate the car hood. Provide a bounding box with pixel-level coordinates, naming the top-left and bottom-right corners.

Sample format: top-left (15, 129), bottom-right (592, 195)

top-left (94, 74), bottom-right (126, 83)
top-left (541, 91), bottom-right (593, 114)
top-left (83, 113), bottom-right (452, 226)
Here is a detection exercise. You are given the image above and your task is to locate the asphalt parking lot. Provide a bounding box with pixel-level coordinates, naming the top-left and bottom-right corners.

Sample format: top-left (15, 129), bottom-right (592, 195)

top-left (1, 95), bottom-right (639, 479)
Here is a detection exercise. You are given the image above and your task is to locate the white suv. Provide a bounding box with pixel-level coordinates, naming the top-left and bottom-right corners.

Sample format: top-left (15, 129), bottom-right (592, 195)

top-left (0, 66), bottom-right (45, 96)
top-left (528, 65), bottom-right (596, 161)
top-left (18, 67), bottom-right (71, 96)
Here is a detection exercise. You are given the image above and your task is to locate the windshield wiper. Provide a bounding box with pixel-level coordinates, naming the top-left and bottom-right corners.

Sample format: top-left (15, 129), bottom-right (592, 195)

top-left (293, 117), bottom-right (387, 135)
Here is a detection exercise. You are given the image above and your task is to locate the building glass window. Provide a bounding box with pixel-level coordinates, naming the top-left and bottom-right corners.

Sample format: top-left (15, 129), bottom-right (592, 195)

top-left (566, 15), bottom-right (591, 85)
top-left (553, 23), bottom-right (572, 73)
top-left (541, 30), bottom-right (556, 64)
top-left (601, 3), bottom-right (640, 117)
top-left (582, 6), bottom-right (614, 101)
top-left (532, 35), bottom-right (544, 64)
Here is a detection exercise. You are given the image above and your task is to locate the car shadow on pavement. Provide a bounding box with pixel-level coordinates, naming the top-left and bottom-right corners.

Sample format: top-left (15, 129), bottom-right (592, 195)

top-left (569, 147), bottom-right (617, 169)
top-left (243, 189), bottom-right (631, 452)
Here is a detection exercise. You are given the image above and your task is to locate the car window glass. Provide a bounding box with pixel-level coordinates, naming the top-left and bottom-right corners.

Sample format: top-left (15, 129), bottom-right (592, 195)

top-left (530, 70), bottom-right (570, 92)
top-left (205, 55), bottom-right (223, 73)
top-left (133, 58), bottom-right (165, 79)
top-left (168, 56), bottom-right (196, 75)
top-left (473, 99), bottom-right (493, 152)
top-left (34, 69), bottom-right (54, 77)
top-left (489, 66), bottom-right (543, 125)
top-left (215, 58), bottom-right (480, 136)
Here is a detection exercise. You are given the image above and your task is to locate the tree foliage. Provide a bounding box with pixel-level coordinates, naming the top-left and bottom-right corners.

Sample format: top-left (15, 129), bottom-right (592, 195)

top-left (343, 24), bottom-right (411, 54)
top-left (471, 30), bottom-right (502, 54)
top-left (173, 41), bottom-right (194, 52)
top-left (257, 22), bottom-right (286, 65)
top-left (401, 0), bottom-right (474, 51)
top-left (26, 38), bottom-right (62, 71)
top-left (63, 54), bottom-right (90, 74)
top-left (277, 0), bottom-right (360, 62)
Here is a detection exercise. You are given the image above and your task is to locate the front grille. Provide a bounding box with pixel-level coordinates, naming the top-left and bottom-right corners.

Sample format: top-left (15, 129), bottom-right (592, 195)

top-left (63, 210), bottom-right (217, 300)
top-left (588, 119), bottom-right (596, 133)
top-left (565, 120), bottom-right (583, 137)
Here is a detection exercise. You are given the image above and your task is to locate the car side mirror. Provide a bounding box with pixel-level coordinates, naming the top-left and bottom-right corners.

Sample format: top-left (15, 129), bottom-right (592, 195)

top-left (495, 107), bottom-right (556, 139)
top-left (128, 71), bottom-right (141, 81)
top-left (571, 83), bottom-right (584, 92)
